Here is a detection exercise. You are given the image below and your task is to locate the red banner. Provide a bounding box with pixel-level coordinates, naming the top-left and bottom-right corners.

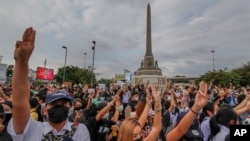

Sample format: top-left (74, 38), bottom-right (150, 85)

top-left (36, 67), bottom-right (54, 80)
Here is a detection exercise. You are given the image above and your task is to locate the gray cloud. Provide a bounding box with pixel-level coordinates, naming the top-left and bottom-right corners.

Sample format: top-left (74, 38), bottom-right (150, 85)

top-left (0, 0), bottom-right (249, 80)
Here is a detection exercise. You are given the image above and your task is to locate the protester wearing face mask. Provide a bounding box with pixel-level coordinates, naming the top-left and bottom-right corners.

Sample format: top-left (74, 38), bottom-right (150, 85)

top-left (7, 27), bottom-right (90, 141)
top-left (125, 91), bottom-right (140, 119)
top-left (106, 100), bottom-right (125, 141)
top-left (117, 85), bottom-right (162, 141)
top-left (68, 98), bottom-right (86, 124)
top-left (84, 90), bottom-right (120, 141)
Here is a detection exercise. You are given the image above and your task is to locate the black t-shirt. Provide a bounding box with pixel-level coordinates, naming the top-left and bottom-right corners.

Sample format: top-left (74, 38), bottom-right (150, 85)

top-left (86, 116), bottom-right (111, 141)
top-left (127, 100), bottom-right (137, 111)
top-left (0, 127), bottom-right (13, 141)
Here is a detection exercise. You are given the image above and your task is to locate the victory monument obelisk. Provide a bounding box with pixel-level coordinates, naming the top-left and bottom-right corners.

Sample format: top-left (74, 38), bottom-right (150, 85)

top-left (132, 3), bottom-right (166, 89)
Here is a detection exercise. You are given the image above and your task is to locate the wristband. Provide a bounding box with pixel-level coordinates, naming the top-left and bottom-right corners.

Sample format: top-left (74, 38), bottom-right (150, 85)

top-left (154, 109), bottom-right (162, 112)
top-left (190, 108), bottom-right (198, 115)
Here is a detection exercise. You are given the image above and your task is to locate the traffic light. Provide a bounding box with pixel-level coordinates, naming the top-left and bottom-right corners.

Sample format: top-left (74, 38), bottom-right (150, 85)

top-left (6, 70), bottom-right (13, 77)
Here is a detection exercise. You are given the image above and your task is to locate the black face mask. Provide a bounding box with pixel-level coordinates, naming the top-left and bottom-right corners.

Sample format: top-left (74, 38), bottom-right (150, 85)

top-left (47, 105), bottom-right (69, 124)
top-left (134, 137), bottom-right (143, 141)
top-left (74, 107), bottom-right (82, 111)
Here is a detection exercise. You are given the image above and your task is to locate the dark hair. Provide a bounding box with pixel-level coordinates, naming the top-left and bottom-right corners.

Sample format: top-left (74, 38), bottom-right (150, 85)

top-left (185, 86), bottom-right (190, 90)
top-left (164, 100), bottom-right (171, 110)
top-left (180, 137), bottom-right (203, 141)
top-left (237, 94), bottom-right (246, 104)
top-left (224, 134), bottom-right (230, 141)
top-left (188, 99), bottom-right (195, 109)
top-left (209, 107), bottom-right (237, 138)
top-left (2, 100), bottom-right (12, 109)
top-left (199, 102), bottom-right (214, 123)
top-left (34, 93), bottom-right (46, 103)
top-left (29, 97), bottom-right (39, 108)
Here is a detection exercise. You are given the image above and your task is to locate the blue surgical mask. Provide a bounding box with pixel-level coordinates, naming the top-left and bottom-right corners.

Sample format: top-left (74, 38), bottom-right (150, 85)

top-left (119, 105), bottom-right (124, 112)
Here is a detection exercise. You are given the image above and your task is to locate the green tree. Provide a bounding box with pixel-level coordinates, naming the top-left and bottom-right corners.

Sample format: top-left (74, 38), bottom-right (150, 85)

top-left (232, 61), bottom-right (250, 86)
top-left (98, 78), bottom-right (112, 88)
top-left (196, 70), bottom-right (241, 88)
top-left (54, 66), bottom-right (95, 85)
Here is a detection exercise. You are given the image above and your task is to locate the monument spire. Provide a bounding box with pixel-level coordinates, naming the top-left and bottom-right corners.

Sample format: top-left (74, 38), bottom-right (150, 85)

top-left (145, 3), bottom-right (153, 56)
top-left (134, 3), bottom-right (165, 89)
top-left (135, 3), bottom-right (162, 76)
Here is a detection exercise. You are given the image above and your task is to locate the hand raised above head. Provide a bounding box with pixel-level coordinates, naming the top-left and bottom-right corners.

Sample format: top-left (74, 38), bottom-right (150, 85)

top-left (194, 81), bottom-right (209, 109)
top-left (146, 88), bottom-right (153, 105)
top-left (151, 85), bottom-right (161, 103)
top-left (14, 27), bottom-right (36, 62)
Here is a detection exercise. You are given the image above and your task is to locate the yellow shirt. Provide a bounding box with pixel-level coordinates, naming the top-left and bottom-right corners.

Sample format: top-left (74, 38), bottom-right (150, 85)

top-left (30, 108), bottom-right (38, 121)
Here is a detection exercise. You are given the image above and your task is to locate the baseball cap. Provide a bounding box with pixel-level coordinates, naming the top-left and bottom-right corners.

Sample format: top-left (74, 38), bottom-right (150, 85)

top-left (176, 111), bottom-right (204, 139)
top-left (45, 91), bottom-right (72, 104)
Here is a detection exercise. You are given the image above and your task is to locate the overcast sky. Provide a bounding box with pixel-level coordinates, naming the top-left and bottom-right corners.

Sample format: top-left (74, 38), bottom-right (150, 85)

top-left (1, 0), bottom-right (250, 79)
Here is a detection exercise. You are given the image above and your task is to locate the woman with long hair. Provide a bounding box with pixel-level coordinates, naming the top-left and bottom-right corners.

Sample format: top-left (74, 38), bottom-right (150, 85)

top-left (199, 102), bottom-right (218, 141)
top-left (117, 85), bottom-right (162, 141)
top-left (209, 107), bottom-right (238, 141)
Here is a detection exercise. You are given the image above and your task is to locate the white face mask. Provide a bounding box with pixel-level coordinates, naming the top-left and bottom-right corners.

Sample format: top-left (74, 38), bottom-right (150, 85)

top-left (130, 112), bottom-right (136, 118)
top-left (134, 96), bottom-right (139, 101)
top-left (167, 95), bottom-right (171, 100)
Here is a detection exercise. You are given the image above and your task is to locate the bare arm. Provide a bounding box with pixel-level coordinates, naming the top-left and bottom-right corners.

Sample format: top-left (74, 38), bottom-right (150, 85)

top-left (85, 94), bottom-right (93, 110)
top-left (235, 100), bottom-right (250, 116)
top-left (166, 81), bottom-right (209, 141)
top-left (138, 88), bottom-right (152, 127)
top-left (96, 90), bottom-right (120, 121)
top-left (234, 87), bottom-right (249, 111)
top-left (111, 100), bottom-right (121, 123)
top-left (12, 27), bottom-right (36, 134)
top-left (96, 101), bottom-right (114, 121)
top-left (144, 85), bottom-right (162, 141)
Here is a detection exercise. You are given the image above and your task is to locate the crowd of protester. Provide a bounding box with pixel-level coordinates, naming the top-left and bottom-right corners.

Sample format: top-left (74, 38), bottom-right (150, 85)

top-left (0, 27), bottom-right (250, 141)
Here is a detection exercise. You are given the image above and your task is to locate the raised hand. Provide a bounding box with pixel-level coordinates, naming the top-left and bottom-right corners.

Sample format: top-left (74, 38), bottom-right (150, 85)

top-left (14, 27), bottom-right (36, 62)
top-left (194, 81), bottom-right (209, 109)
top-left (146, 87), bottom-right (153, 105)
top-left (151, 85), bottom-right (161, 103)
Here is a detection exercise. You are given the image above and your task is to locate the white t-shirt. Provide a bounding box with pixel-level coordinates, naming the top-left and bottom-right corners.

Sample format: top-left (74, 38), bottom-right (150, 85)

top-left (7, 116), bottom-right (90, 141)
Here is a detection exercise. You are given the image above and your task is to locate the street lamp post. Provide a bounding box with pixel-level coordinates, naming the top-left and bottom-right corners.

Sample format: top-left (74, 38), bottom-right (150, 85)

top-left (62, 46), bottom-right (68, 84)
top-left (90, 41), bottom-right (96, 87)
top-left (211, 50), bottom-right (215, 71)
top-left (84, 52), bottom-right (87, 69)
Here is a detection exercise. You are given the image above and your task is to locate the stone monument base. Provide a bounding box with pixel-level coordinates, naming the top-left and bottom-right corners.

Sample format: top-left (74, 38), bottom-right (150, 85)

top-left (132, 75), bottom-right (167, 91)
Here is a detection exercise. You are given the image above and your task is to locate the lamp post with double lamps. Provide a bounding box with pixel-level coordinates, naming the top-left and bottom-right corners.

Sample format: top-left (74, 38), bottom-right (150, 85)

top-left (90, 41), bottom-right (96, 87)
